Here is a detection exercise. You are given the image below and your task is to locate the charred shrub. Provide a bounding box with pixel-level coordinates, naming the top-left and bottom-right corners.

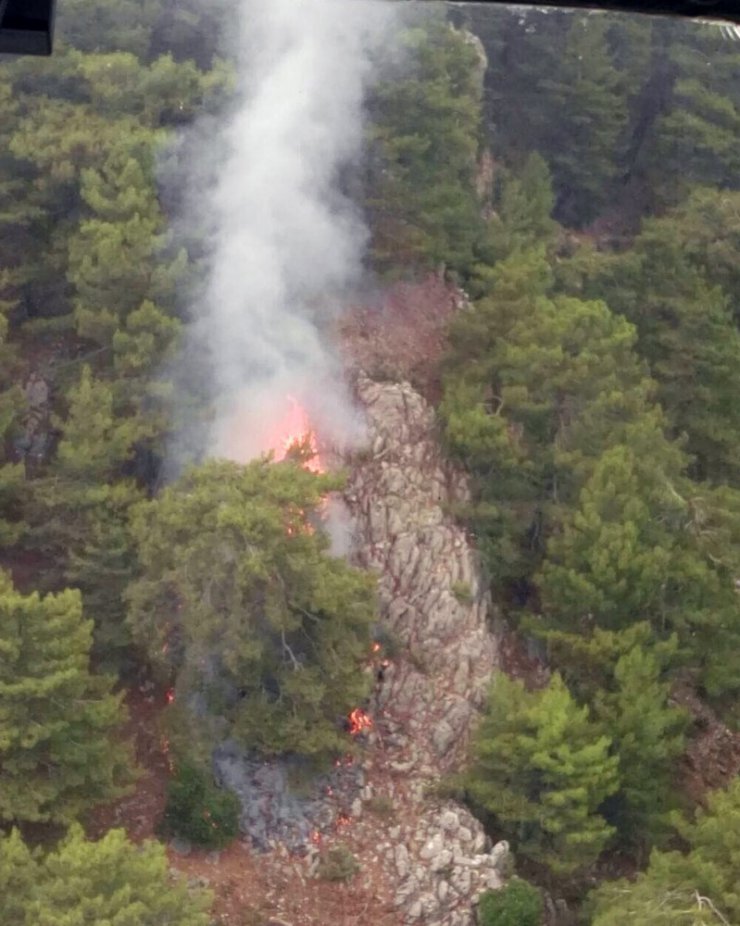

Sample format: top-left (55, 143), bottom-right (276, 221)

top-left (476, 877), bottom-right (543, 926)
top-left (161, 762), bottom-right (240, 849)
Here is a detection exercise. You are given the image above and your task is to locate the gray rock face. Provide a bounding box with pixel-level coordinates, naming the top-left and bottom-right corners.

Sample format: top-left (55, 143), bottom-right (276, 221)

top-left (213, 741), bottom-right (362, 853)
top-left (343, 377), bottom-right (504, 925)
top-left (346, 376), bottom-right (499, 768)
top-left (390, 803), bottom-right (510, 926)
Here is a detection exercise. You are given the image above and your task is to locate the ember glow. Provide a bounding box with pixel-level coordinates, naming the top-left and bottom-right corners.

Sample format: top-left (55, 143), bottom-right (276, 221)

top-left (347, 708), bottom-right (373, 735)
top-left (165, 688), bottom-right (176, 705)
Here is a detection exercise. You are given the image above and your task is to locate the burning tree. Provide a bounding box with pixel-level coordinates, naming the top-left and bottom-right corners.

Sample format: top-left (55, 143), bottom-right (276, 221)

top-left (126, 457), bottom-right (376, 765)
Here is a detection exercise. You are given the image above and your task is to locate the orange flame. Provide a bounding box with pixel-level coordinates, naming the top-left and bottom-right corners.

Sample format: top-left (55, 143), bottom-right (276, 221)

top-left (372, 642), bottom-right (381, 654)
top-left (165, 688), bottom-right (175, 705)
top-left (347, 708), bottom-right (373, 735)
top-left (268, 396), bottom-right (324, 473)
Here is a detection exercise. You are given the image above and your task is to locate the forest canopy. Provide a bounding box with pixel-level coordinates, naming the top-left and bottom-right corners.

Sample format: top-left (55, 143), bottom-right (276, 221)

top-left (0, 3), bottom-right (739, 923)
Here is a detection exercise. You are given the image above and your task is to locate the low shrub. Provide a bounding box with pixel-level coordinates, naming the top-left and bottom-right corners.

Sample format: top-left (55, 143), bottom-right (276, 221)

top-left (366, 794), bottom-right (395, 817)
top-left (451, 580), bottom-right (474, 603)
top-left (161, 762), bottom-right (240, 849)
top-left (477, 877), bottom-right (543, 926)
top-left (317, 844), bottom-right (360, 882)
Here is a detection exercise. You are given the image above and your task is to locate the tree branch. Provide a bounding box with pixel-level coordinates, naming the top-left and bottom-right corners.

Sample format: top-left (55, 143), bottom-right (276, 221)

top-left (281, 631), bottom-right (301, 671)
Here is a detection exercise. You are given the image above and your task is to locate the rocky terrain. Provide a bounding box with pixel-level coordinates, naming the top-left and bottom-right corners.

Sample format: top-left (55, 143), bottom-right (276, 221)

top-left (346, 375), bottom-right (500, 771)
top-left (202, 373), bottom-right (509, 925)
top-left (340, 374), bottom-right (506, 925)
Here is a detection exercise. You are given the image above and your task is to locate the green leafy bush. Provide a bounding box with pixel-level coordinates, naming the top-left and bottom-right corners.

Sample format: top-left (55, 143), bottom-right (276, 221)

top-left (316, 844), bottom-right (360, 882)
top-left (366, 794), bottom-right (395, 817)
top-left (161, 763), bottom-right (240, 849)
top-left (477, 878), bottom-right (543, 926)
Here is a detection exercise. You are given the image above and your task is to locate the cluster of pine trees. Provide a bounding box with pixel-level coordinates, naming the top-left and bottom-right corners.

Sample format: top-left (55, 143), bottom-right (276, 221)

top-left (0, 1), bottom-right (376, 917)
top-left (1, 2), bottom-right (740, 922)
top-left (365, 5), bottom-right (740, 918)
top-left (368, 7), bottom-right (740, 919)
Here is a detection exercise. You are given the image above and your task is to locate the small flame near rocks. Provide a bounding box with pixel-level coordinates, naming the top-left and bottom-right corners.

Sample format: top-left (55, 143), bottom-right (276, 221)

top-left (347, 708), bottom-right (373, 736)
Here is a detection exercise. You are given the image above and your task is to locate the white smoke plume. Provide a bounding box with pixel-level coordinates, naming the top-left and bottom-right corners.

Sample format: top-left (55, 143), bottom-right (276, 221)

top-left (188, 0), bottom-right (397, 463)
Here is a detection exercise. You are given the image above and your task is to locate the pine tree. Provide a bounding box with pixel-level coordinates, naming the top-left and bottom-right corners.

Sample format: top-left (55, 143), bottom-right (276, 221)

top-left (475, 9), bottom-right (628, 225)
top-left (540, 441), bottom-right (688, 632)
top-left (471, 153), bottom-right (557, 296)
top-left (473, 7), bottom-right (568, 167)
top-left (440, 249), bottom-right (657, 585)
top-left (540, 623), bottom-right (688, 847)
top-left (598, 642), bottom-right (688, 846)
top-left (0, 85), bottom-right (31, 547)
top-left (538, 15), bottom-right (628, 225)
top-left (589, 778), bottom-right (740, 925)
top-left (465, 672), bottom-right (619, 875)
top-left (67, 139), bottom-right (184, 353)
top-left (367, 21), bottom-right (484, 275)
top-left (0, 825), bottom-right (212, 926)
top-left (0, 572), bottom-right (130, 825)
top-left (629, 187), bottom-right (740, 326)
top-left (27, 368), bottom-right (144, 659)
top-left (126, 458), bottom-right (376, 764)
top-left (651, 25), bottom-right (740, 203)
top-left (0, 304), bottom-right (25, 547)
top-left (56, 0), bottom-right (164, 57)
top-left (539, 442), bottom-right (740, 700)
top-left (586, 220), bottom-right (740, 486)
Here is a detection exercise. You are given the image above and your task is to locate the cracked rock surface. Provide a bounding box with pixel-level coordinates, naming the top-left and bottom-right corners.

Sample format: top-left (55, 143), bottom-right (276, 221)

top-left (343, 376), bottom-right (504, 925)
top-left (346, 375), bottom-right (499, 771)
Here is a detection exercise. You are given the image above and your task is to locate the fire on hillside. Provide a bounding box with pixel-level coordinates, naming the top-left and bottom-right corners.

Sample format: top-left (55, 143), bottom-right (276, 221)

top-left (267, 395), bottom-right (324, 473)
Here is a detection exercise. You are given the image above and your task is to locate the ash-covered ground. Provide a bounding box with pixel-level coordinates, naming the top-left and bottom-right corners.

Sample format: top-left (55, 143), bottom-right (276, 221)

top-left (213, 740), bottom-right (367, 852)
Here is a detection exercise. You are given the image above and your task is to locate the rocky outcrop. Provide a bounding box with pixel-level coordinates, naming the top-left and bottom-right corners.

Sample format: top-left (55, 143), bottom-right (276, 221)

top-left (346, 375), bottom-right (499, 771)
top-left (343, 376), bottom-right (503, 924)
top-left (384, 805), bottom-right (510, 926)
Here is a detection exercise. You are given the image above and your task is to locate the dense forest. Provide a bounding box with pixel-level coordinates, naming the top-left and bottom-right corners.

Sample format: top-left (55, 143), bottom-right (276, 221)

top-left (1, 1), bottom-right (740, 924)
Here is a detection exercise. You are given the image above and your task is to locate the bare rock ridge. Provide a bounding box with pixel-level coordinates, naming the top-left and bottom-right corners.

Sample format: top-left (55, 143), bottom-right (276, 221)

top-left (343, 375), bottom-right (506, 926)
top-left (346, 375), bottom-right (498, 769)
